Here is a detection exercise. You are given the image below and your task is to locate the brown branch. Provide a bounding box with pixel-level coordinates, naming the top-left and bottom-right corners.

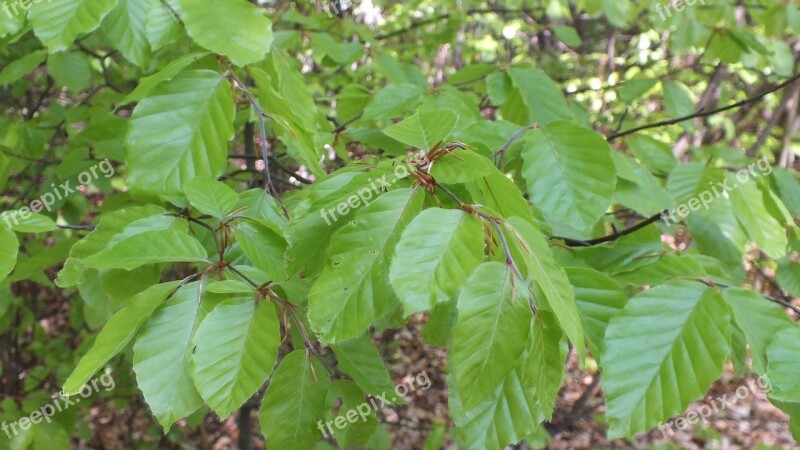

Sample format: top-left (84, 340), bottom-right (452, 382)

top-left (57, 224), bottom-right (95, 231)
top-left (607, 71), bottom-right (800, 141)
top-left (375, 8), bottom-right (536, 40)
top-left (227, 69), bottom-right (291, 218)
top-left (695, 277), bottom-right (800, 318)
top-left (494, 124), bottom-right (537, 168)
top-left (553, 210), bottom-right (666, 247)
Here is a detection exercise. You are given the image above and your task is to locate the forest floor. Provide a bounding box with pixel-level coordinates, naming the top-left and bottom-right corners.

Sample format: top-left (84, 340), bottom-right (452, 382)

top-left (76, 313), bottom-right (798, 450)
top-left (374, 316), bottom-right (799, 450)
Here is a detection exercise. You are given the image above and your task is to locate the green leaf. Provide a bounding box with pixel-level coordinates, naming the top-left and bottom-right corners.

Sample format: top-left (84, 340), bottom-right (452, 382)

top-left (505, 217), bottom-right (585, 355)
top-left (0, 224), bottom-right (19, 283)
top-left (603, 281), bottom-right (731, 438)
top-left (450, 262), bottom-right (533, 411)
top-left (770, 399), bottom-right (800, 443)
top-left (259, 350), bottom-right (331, 450)
top-left (0, 6), bottom-right (24, 37)
top-left (185, 176), bottom-right (239, 218)
top-left (613, 254), bottom-right (707, 287)
top-left (122, 52), bottom-right (208, 104)
top-left (772, 168), bottom-right (800, 217)
top-left (766, 325), bottom-right (800, 403)
top-left (505, 68), bottom-right (572, 126)
top-left (363, 83), bottom-right (425, 120)
top-left (382, 110), bottom-right (457, 151)
top-left (618, 79), bottom-right (658, 104)
top-left (602, 0), bottom-right (632, 27)
top-left (666, 163), bottom-right (723, 205)
top-left (524, 311), bottom-right (567, 420)
top-left (47, 51), bottom-right (91, 91)
top-left (63, 282), bottom-right (180, 395)
top-left (176, 0), bottom-right (272, 66)
top-left (329, 380), bottom-right (379, 447)
top-left (127, 70), bottom-right (235, 198)
top-left (7, 213), bottom-right (57, 233)
top-left (429, 149), bottom-right (494, 184)
top-left (450, 310), bottom-right (564, 450)
top-left (145, 0), bottom-right (183, 51)
top-left (331, 334), bottom-right (396, 397)
top-left (722, 287), bottom-right (792, 374)
top-left (687, 194), bottom-right (747, 271)
top-left (566, 267), bottom-right (628, 356)
top-left (132, 283), bottom-right (210, 430)
top-left (237, 189), bottom-right (288, 226)
top-left (83, 229), bottom-right (208, 270)
top-left (309, 188), bottom-right (424, 342)
top-left (572, 225), bottom-right (663, 274)
top-left (389, 207), bottom-right (485, 315)
top-left (234, 219), bottom-right (287, 281)
top-left (29, 0), bottom-right (119, 52)
top-left (777, 258), bottom-right (800, 298)
top-left (663, 81), bottom-right (695, 131)
top-left (468, 168), bottom-right (536, 222)
top-left (249, 62), bottom-right (322, 175)
top-left (0, 50), bottom-right (48, 86)
top-left (191, 298), bottom-right (280, 418)
top-left (56, 205), bottom-right (166, 287)
top-left (101, 0), bottom-right (152, 68)
top-left (520, 121), bottom-right (616, 232)
top-left (284, 169), bottom-right (390, 276)
top-left (553, 25), bottom-right (582, 47)
top-left (729, 176), bottom-right (787, 259)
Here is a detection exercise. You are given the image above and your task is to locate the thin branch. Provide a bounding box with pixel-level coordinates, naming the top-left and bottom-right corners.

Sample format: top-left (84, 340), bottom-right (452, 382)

top-left (269, 156), bottom-right (313, 184)
top-left (553, 210), bottom-right (666, 247)
top-left (57, 224), bottom-right (95, 231)
top-left (187, 216), bottom-right (223, 261)
top-left (494, 124), bottom-right (537, 168)
top-left (694, 277), bottom-right (800, 317)
top-left (489, 219), bottom-right (527, 287)
top-left (607, 71), bottom-right (800, 141)
top-left (375, 7), bottom-right (536, 40)
top-left (227, 70), bottom-right (285, 212)
top-left (332, 113), bottom-right (362, 134)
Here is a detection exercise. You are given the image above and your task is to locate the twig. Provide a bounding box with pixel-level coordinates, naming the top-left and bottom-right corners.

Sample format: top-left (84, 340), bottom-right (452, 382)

top-left (693, 277), bottom-right (800, 317)
top-left (494, 124), bottom-right (537, 168)
top-left (187, 216), bottom-right (223, 261)
top-left (553, 210), bottom-right (666, 247)
top-left (270, 156), bottom-right (313, 184)
top-left (227, 70), bottom-right (283, 206)
top-left (332, 114), bottom-right (362, 134)
top-left (57, 224), bottom-right (95, 231)
top-left (375, 7), bottom-right (536, 40)
top-left (607, 72), bottom-right (800, 141)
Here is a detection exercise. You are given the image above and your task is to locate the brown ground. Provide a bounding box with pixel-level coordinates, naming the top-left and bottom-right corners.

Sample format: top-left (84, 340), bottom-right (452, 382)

top-left (77, 312), bottom-right (798, 450)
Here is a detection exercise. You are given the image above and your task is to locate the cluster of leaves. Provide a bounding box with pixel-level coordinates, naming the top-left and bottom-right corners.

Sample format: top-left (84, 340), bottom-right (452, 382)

top-left (1, 0), bottom-right (800, 449)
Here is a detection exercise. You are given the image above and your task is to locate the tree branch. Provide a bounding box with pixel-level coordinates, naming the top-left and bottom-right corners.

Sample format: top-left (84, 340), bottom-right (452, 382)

top-left (607, 71), bottom-right (800, 141)
top-left (553, 210), bottom-right (665, 247)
